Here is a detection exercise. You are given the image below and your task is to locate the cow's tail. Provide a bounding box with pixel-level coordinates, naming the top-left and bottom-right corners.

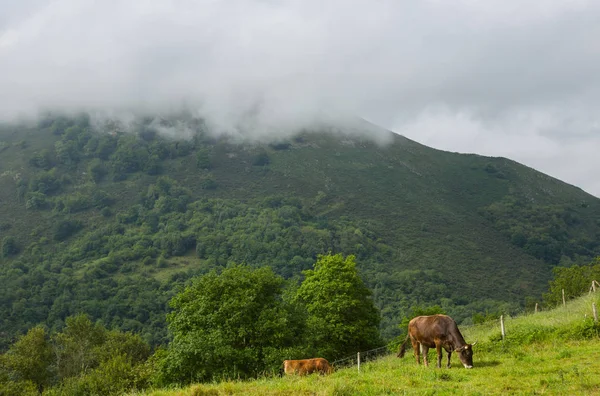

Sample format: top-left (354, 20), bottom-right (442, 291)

top-left (397, 335), bottom-right (410, 358)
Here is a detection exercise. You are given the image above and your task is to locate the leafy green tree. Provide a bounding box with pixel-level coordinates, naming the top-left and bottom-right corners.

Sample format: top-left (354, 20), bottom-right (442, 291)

top-left (196, 148), bottom-right (212, 170)
top-left (253, 150), bottom-right (270, 166)
top-left (88, 159), bottom-right (107, 183)
top-left (25, 192), bottom-right (49, 210)
top-left (2, 326), bottom-right (54, 393)
top-left (29, 149), bottom-right (53, 170)
top-left (29, 169), bottom-right (61, 195)
top-left (159, 265), bottom-right (302, 384)
top-left (297, 253), bottom-right (382, 359)
top-left (1, 236), bottom-right (19, 257)
top-left (54, 140), bottom-right (80, 167)
top-left (543, 257), bottom-right (600, 306)
top-left (52, 314), bottom-right (107, 380)
top-left (53, 219), bottom-right (83, 241)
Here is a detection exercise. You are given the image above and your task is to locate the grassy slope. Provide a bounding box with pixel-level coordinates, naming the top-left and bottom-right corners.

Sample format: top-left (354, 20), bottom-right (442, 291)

top-left (135, 294), bottom-right (600, 395)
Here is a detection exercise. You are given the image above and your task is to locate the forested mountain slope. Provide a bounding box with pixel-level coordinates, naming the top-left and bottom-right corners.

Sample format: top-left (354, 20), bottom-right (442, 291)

top-left (1, 114), bottom-right (599, 348)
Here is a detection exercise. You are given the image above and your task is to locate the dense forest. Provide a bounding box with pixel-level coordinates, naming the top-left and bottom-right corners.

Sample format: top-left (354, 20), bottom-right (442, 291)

top-left (1, 113), bottom-right (600, 351)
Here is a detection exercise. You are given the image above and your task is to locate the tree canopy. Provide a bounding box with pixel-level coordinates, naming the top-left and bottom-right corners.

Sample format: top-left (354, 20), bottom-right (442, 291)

top-left (159, 265), bottom-right (304, 384)
top-left (297, 254), bottom-right (382, 359)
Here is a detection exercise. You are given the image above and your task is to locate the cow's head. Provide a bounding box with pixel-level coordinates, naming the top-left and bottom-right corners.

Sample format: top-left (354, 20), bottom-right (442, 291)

top-left (454, 341), bottom-right (476, 368)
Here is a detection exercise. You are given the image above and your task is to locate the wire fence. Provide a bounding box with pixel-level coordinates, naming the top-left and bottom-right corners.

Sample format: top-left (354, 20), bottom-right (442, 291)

top-left (331, 345), bottom-right (391, 371)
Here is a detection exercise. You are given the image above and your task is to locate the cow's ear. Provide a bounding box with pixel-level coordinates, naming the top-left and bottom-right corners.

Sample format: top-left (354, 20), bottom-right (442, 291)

top-left (454, 346), bottom-right (464, 352)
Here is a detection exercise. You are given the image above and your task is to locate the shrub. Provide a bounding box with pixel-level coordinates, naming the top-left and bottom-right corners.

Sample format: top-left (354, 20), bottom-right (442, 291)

top-left (2, 236), bottom-right (19, 257)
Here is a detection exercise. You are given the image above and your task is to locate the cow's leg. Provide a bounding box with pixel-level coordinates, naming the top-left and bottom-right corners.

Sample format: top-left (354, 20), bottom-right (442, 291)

top-left (411, 339), bottom-right (420, 365)
top-left (436, 343), bottom-right (443, 368)
top-left (422, 345), bottom-right (430, 367)
top-left (446, 350), bottom-right (452, 369)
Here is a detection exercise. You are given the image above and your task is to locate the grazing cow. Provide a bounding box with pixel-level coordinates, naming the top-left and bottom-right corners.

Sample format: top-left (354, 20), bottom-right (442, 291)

top-left (397, 314), bottom-right (476, 369)
top-left (282, 358), bottom-right (333, 376)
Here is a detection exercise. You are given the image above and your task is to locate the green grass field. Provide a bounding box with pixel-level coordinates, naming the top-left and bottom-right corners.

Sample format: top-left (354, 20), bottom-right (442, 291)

top-left (133, 294), bottom-right (600, 395)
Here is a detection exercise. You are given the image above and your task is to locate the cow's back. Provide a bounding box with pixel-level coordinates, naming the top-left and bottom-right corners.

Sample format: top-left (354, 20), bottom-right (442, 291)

top-left (409, 314), bottom-right (457, 344)
top-left (283, 358), bottom-right (332, 375)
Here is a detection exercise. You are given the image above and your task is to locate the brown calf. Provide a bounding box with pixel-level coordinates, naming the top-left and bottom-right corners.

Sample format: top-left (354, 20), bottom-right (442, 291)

top-left (282, 358), bottom-right (333, 376)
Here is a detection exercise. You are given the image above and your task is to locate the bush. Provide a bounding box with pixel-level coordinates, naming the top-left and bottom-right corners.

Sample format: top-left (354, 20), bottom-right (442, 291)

top-left (200, 177), bottom-right (217, 190)
top-left (2, 236), bottom-right (19, 257)
top-left (252, 150), bottom-right (270, 166)
top-left (53, 219), bottom-right (83, 241)
top-left (25, 192), bottom-right (49, 210)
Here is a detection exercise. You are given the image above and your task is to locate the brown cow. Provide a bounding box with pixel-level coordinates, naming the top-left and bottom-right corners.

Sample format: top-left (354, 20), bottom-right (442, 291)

top-left (397, 314), bottom-right (477, 369)
top-left (282, 358), bottom-right (333, 376)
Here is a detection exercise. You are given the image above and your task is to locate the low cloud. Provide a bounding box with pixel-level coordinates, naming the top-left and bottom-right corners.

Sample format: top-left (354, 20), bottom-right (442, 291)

top-left (1, 0), bottom-right (600, 194)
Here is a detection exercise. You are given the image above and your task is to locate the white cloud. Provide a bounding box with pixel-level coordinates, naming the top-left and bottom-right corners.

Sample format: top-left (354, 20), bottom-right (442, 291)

top-left (1, 0), bottom-right (600, 195)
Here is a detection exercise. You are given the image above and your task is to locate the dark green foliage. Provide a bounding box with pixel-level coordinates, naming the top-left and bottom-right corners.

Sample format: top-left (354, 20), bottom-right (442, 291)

top-left (25, 191), bottom-right (49, 210)
top-left (269, 142), bottom-right (291, 150)
top-left (53, 219), bottom-right (83, 241)
top-left (53, 314), bottom-right (107, 379)
top-left (543, 257), bottom-right (600, 306)
top-left (54, 193), bottom-right (92, 214)
top-left (1, 326), bottom-right (53, 393)
top-left (200, 177), bottom-right (217, 190)
top-left (29, 169), bottom-right (62, 195)
top-left (159, 266), bottom-right (302, 384)
top-left (252, 150), bottom-right (270, 166)
top-left (0, 315), bottom-right (152, 395)
top-left (49, 117), bottom-right (72, 136)
top-left (54, 140), bottom-right (80, 167)
top-left (488, 316), bottom-right (600, 348)
top-left (472, 310), bottom-right (502, 324)
top-left (1, 236), bottom-right (19, 257)
top-left (2, 112), bottom-right (600, 366)
top-left (297, 254), bottom-right (383, 359)
top-left (88, 158), bottom-right (107, 182)
top-left (29, 149), bottom-right (54, 170)
top-left (196, 147), bottom-right (213, 170)
top-left (95, 135), bottom-right (118, 160)
top-left (482, 196), bottom-right (600, 264)
top-left (91, 190), bottom-right (114, 209)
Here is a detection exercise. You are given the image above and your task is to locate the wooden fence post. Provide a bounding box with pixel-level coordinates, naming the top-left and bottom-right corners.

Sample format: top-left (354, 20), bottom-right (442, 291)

top-left (500, 315), bottom-right (505, 340)
top-left (562, 289), bottom-right (566, 307)
top-left (357, 352), bottom-right (361, 373)
top-left (593, 303), bottom-right (598, 323)
top-left (535, 303), bottom-right (538, 313)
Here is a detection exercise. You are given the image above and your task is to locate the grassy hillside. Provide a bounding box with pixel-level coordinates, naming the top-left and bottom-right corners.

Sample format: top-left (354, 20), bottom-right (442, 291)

top-left (133, 293), bottom-right (600, 395)
top-left (1, 114), bottom-right (600, 347)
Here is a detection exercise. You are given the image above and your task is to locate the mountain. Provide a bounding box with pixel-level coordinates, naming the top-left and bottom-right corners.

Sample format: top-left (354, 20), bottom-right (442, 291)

top-left (1, 113), bottom-right (599, 348)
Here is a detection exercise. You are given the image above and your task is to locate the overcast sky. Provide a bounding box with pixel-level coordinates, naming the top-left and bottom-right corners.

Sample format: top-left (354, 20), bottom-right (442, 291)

top-left (1, 0), bottom-right (600, 196)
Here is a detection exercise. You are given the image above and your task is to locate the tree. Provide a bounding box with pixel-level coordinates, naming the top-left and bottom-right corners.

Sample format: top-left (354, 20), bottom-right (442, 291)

top-left (1, 236), bottom-right (19, 257)
top-left (2, 326), bottom-right (54, 393)
top-left (196, 147), bottom-right (213, 170)
top-left (297, 253), bottom-right (382, 359)
top-left (159, 265), bottom-right (302, 384)
top-left (543, 257), bottom-right (600, 306)
top-left (88, 159), bottom-right (108, 182)
top-left (252, 150), bottom-right (270, 166)
top-left (52, 314), bottom-right (107, 380)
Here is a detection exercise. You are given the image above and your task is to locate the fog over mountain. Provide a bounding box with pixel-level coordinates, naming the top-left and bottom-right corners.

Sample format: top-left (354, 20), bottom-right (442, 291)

top-left (1, 0), bottom-right (600, 195)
